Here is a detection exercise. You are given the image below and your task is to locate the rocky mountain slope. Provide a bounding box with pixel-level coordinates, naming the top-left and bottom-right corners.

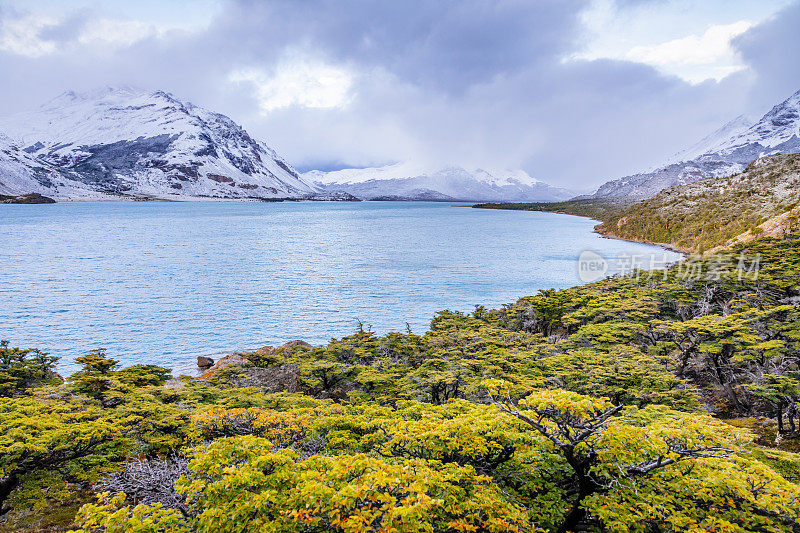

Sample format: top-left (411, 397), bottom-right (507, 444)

top-left (597, 152), bottom-right (800, 253)
top-left (591, 89), bottom-right (800, 200)
top-left (0, 88), bottom-right (321, 200)
top-left (307, 163), bottom-right (573, 202)
top-left (0, 132), bottom-right (104, 199)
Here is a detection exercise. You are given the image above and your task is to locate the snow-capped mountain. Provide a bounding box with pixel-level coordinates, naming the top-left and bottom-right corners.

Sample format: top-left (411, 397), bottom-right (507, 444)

top-left (591, 89), bottom-right (800, 200)
top-left (0, 87), bottom-right (319, 200)
top-left (307, 163), bottom-right (574, 202)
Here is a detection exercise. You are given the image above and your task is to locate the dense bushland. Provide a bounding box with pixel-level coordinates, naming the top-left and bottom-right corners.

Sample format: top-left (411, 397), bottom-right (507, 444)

top-left (2, 232), bottom-right (800, 532)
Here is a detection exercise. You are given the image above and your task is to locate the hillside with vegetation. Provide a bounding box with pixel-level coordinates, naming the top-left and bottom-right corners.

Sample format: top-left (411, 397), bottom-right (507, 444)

top-left (2, 226), bottom-right (800, 532)
top-left (597, 153), bottom-right (800, 253)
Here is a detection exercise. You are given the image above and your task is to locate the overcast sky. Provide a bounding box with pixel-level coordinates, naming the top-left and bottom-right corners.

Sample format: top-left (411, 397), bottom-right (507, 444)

top-left (0, 0), bottom-right (798, 189)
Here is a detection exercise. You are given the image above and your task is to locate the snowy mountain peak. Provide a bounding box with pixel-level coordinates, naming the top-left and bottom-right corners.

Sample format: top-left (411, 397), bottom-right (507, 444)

top-left (52, 85), bottom-right (149, 102)
top-left (710, 90), bottom-right (800, 154)
top-left (0, 88), bottom-right (318, 200)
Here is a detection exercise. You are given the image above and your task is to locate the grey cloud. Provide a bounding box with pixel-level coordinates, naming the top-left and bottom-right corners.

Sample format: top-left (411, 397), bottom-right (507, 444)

top-left (36, 10), bottom-right (91, 44)
top-left (214, 0), bottom-right (587, 93)
top-left (734, 2), bottom-right (800, 114)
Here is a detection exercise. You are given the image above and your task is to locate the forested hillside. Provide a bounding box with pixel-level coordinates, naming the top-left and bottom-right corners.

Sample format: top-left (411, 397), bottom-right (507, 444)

top-left (2, 229), bottom-right (800, 532)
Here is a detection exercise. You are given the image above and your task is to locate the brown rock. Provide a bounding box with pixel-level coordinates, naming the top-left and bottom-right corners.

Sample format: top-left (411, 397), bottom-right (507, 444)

top-left (221, 364), bottom-right (301, 392)
top-left (198, 353), bottom-right (248, 379)
top-left (256, 345), bottom-right (276, 355)
top-left (276, 340), bottom-right (312, 352)
top-left (197, 356), bottom-right (215, 368)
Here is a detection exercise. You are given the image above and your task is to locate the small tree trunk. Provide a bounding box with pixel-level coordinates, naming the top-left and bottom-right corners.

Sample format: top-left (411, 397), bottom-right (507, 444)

top-left (0, 473), bottom-right (19, 516)
top-left (722, 382), bottom-right (746, 413)
top-left (559, 503), bottom-right (586, 533)
top-left (557, 453), bottom-right (599, 533)
top-left (710, 351), bottom-right (745, 413)
top-left (676, 344), bottom-right (695, 377)
top-left (776, 404), bottom-right (784, 434)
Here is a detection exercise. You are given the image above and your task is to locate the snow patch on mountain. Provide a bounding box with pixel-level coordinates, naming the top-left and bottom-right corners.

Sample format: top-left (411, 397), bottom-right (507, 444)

top-left (663, 115), bottom-right (753, 166)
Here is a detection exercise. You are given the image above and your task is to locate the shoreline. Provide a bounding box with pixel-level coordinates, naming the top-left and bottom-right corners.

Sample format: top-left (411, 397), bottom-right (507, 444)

top-left (593, 227), bottom-right (690, 256)
top-left (466, 202), bottom-right (691, 257)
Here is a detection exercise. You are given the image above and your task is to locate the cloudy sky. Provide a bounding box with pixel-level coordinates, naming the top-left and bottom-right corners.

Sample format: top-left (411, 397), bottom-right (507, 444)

top-left (0, 0), bottom-right (798, 190)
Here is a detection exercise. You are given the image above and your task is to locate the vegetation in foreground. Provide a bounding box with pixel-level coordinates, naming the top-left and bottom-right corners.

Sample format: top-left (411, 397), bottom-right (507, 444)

top-left (1, 229), bottom-right (799, 532)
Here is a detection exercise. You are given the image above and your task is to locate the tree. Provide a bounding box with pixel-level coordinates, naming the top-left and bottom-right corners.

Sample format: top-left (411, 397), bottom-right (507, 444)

top-left (69, 349), bottom-right (121, 400)
top-left (652, 313), bottom-right (761, 412)
top-left (182, 436), bottom-right (535, 532)
top-left (747, 373), bottom-right (800, 434)
top-left (72, 492), bottom-right (188, 533)
top-left (74, 435), bottom-right (536, 532)
top-left (527, 347), bottom-right (697, 410)
top-left (0, 341), bottom-right (59, 397)
top-left (587, 456), bottom-right (800, 532)
top-left (0, 395), bottom-right (129, 515)
top-left (486, 384), bottom-right (756, 532)
top-left (403, 357), bottom-right (467, 404)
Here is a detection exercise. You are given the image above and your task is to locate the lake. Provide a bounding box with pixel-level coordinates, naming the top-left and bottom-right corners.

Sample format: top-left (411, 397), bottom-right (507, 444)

top-left (0, 201), bottom-right (681, 374)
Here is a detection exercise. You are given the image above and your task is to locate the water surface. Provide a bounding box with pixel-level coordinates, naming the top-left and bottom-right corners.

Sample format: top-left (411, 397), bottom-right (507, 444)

top-left (0, 201), bottom-right (680, 374)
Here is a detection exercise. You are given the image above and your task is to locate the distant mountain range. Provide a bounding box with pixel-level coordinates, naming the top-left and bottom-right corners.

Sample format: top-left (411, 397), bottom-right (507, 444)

top-left (0, 87), bottom-right (328, 200)
top-left (0, 87), bottom-right (573, 202)
top-left (590, 89), bottom-right (800, 200)
top-left (306, 163), bottom-right (574, 202)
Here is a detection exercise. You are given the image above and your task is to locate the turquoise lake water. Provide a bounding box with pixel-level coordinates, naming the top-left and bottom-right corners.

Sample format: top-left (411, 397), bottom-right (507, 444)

top-left (0, 201), bottom-right (681, 374)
